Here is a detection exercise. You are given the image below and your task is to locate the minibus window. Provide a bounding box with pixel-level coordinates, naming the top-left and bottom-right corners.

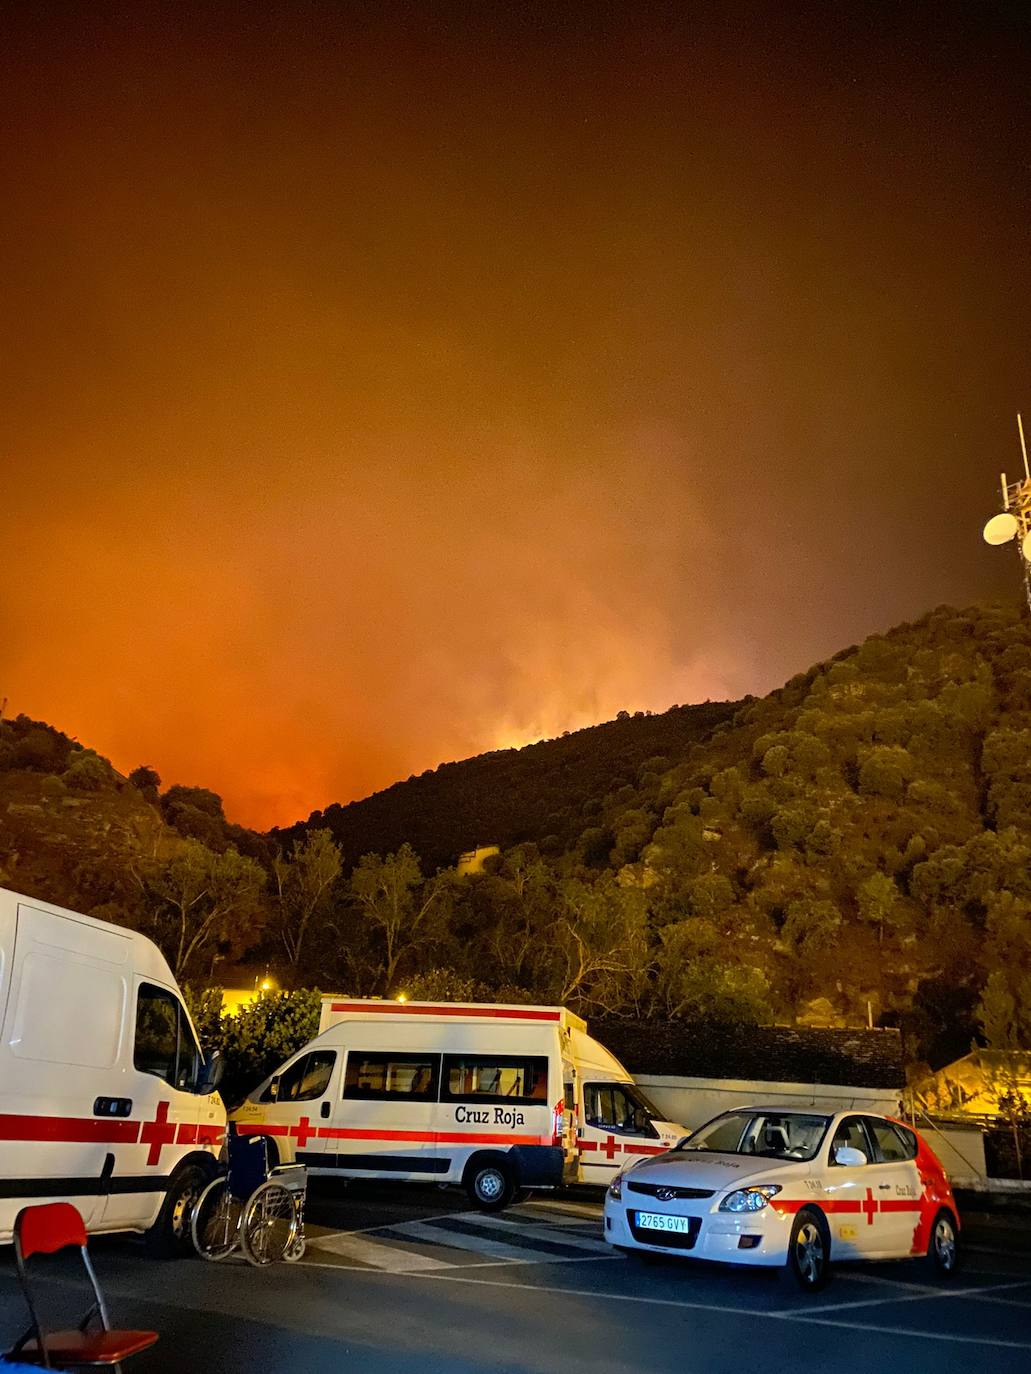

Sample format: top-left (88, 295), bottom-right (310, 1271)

top-left (441, 1055), bottom-right (549, 1107)
top-left (263, 1051), bottom-right (336, 1103)
top-left (343, 1052), bottom-right (440, 1101)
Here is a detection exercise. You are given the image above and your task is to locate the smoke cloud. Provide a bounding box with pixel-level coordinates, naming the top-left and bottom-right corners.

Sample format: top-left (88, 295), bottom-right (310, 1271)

top-left (2, 3), bottom-right (1027, 826)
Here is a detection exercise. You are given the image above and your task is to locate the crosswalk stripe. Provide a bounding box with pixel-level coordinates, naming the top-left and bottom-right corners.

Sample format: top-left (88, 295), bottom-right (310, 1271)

top-left (459, 1213), bottom-right (609, 1252)
top-left (387, 1219), bottom-right (537, 1262)
top-left (311, 1230), bottom-right (456, 1271)
top-left (523, 1199), bottom-right (604, 1222)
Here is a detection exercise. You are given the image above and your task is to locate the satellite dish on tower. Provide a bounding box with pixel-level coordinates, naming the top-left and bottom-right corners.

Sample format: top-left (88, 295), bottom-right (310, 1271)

top-left (983, 512), bottom-right (1019, 545)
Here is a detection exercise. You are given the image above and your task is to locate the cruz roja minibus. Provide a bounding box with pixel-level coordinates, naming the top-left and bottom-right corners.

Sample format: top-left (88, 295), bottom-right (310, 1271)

top-left (0, 887), bottom-right (226, 1254)
top-left (232, 998), bottom-right (687, 1208)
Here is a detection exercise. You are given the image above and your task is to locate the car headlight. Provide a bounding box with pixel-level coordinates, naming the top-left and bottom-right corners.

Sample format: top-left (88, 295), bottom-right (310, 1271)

top-left (608, 1171), bottom-right (626, 1201)
top-left (719, 1185), bottom-right (782, 1213)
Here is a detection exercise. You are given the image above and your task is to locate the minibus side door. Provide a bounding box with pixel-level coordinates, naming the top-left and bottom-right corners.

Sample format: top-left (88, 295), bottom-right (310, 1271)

top-left (256, 1049), bottom-right (339, 1165)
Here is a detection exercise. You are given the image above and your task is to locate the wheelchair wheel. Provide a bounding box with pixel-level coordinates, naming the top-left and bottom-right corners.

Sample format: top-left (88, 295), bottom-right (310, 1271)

top-left (240, 1181), bottom-right (298, 1266)
top-left (191, 1177), bottom-right (242, 1261)
top-left (284, 1233), bottom-right (306, 1262)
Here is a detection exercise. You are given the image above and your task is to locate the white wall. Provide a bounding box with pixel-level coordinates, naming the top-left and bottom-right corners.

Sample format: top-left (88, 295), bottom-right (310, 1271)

top-left (906, 1121), bottom-right (988, 1186)
top-left (636, 1074), bottom-right (902, 1133)
top-left (636, 1075), bottom-right (990, 1185)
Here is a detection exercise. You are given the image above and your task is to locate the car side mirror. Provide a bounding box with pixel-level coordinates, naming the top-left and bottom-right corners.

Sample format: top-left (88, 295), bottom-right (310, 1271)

top-left (835, 1145), bottom-right (867, 1167)
top-left (196, 1049), bottom-right (225, 1096)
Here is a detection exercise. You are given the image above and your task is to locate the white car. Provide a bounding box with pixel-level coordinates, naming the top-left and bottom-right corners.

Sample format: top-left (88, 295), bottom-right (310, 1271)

top-left (603, 1106), bottom-right (961, 1291)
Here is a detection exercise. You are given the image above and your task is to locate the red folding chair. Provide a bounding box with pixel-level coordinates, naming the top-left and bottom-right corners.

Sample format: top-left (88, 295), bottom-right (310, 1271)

top-left (7, 1203), bottom-right (158, 1372)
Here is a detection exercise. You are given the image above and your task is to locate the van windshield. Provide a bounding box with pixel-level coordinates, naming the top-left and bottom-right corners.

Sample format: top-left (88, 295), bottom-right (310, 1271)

top-left (677, 1111), bottom-right (831, 1162)
top-left (584, 1081), bottom-right (662, 1136)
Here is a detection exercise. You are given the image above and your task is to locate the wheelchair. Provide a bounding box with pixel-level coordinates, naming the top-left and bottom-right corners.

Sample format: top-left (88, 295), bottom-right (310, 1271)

top-left (191, 1128), bottom-right (307, 1266)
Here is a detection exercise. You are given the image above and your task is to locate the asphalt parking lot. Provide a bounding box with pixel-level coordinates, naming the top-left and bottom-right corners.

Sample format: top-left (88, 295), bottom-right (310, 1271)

top-left (2, 1183), bottom-right (1030, 1374)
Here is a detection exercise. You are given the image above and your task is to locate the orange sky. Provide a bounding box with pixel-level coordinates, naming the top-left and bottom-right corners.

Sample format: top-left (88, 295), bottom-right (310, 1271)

top-left (2, 2), bottom-right (1028, 828)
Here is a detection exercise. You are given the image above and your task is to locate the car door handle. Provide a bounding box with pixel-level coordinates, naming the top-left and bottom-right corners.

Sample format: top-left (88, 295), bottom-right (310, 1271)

top-left (878, 1183), bottom-right (891, 1190)
top-left (94, 1097), bottom-right (132, 1117)
top-left (320, 1101), bottom-right (331, 1118)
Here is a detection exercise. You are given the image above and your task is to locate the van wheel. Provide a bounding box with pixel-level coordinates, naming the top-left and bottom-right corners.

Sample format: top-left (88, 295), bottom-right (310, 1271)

top-left (145, 1162), bottom-right (210, 1259)
top-left (466, 1159), bottom-right (516, 1211)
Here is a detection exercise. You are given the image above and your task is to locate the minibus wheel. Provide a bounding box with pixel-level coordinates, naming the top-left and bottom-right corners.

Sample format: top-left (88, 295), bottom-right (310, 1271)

top-left (145, 1160), bottom-right (211, 1258)
top-left (465, 1157), bottom-right (516, 1211)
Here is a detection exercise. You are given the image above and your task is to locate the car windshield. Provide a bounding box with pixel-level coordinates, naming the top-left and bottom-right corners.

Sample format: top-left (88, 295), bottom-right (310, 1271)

top-left (677, 1111), bottom-right (831, 1162)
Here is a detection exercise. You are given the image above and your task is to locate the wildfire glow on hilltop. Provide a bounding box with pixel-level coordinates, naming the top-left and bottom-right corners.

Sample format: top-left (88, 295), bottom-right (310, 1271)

top-left (2, 2), bottom-right (1028, 827)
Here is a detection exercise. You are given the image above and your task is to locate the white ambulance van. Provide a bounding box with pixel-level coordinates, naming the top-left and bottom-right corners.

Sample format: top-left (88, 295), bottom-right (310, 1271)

top-left (232, 998), bottom-right (685, 1208)
top-left (0, 887), bottom-right (226, 1254)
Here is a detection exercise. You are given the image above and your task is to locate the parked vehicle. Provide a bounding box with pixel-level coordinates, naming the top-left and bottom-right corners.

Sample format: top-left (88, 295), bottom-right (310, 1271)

top-left (0, 887), bottom-right (226, 1254)
top-left (232, 998), bottom-right (686, 1208)
top-left (603, 1106), bottom-right (961, 1290)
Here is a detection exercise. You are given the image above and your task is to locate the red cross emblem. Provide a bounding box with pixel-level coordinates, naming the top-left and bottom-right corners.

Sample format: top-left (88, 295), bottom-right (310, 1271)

top-left (140, 1101), bottom-right (177, 1166)
top-left (861, 1187), bottom-right (879, 1226)
top-left (290, 1115), bottom-right (316, 1149)
top-left (602, 1134), bottom-right (620, 1161)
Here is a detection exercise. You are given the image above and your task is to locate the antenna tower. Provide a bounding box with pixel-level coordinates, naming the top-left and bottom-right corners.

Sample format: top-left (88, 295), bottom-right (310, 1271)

top-left (981, 414), bottom-right (1031, 615)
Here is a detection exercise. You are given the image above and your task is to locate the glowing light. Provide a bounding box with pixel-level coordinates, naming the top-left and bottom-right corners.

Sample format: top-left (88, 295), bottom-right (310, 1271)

top-left (396, 992), bottom-right (408, 1003)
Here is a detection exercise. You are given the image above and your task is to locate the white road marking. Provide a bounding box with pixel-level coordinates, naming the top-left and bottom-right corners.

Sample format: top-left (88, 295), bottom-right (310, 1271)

top-left (522, 1199), bottom-right (603, 1221)
top-left (454, 1213), bottom-right (610, 1252)
top-left (389, 1219), bottom-right (557, 1262)
top-left (305, 1210), bottom-right (460, 1245)
top-left (773, 1277), bottom-right (1031, 1316)
top-left (396, 1269), bottom-right (1031, 1349)
top-left (310, 1229), bottom-right (457, 1271)
top-left (843, 1271), bottom-right (940, 1293)
top-left (297, 1253), bottom-right (619, 1275)
top-left (780, 1314), bottom-right (1031, 1351)
top-left (407, 1267), bottom-right (762, 1317)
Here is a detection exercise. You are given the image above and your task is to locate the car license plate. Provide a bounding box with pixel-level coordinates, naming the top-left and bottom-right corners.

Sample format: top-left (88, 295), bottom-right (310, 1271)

top-left (635, 1212), bottom-right (693, 1233)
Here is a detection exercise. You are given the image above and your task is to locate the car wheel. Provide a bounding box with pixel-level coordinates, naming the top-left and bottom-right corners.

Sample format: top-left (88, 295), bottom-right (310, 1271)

top-left (925, 1209), bottom-right (961, 1279)
top-left (466, 1159), bottom-right (516, 1211)
top-left (145, 1161), bottom-right (210, 1259)
top-left (786, 1207), bottom-right (831, 1292)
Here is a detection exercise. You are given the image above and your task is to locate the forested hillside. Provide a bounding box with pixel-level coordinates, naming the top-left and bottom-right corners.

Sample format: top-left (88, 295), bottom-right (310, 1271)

top-left (3, 601), bottom-right (1031, 1073)
top-left (277, 699), bottom-right (737, 871)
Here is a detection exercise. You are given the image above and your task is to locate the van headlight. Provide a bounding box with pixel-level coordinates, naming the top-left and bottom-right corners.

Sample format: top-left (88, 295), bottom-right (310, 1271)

top-left (719, 1185), bottom-right (782, 1213)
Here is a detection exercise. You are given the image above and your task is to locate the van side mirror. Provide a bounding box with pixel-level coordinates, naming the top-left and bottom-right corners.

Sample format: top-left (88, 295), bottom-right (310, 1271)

top-left (834, 1145), bottom-right (867, 1167)
top-left (197, 1050), bottom-right (225, 1096)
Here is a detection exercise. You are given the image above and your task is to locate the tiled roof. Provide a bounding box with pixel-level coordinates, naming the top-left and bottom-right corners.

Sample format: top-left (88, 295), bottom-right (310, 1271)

top-left (592, 1019), bottom-right (905, 1090)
